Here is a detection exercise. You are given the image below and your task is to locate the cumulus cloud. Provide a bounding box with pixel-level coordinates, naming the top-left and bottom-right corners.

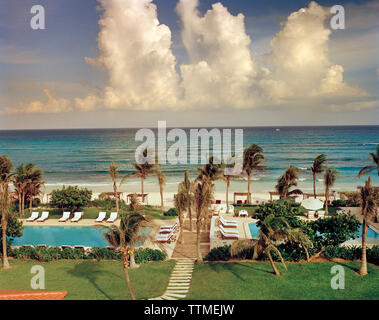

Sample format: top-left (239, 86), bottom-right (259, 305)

top-left (3, 89), bottom-right (72, 114)
top-left (4, 0), bottom-right (376, 114)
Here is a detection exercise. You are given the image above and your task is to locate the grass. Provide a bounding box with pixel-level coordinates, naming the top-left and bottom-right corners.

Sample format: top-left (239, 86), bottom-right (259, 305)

top-left (187, 261), bottom-right (379, 300)
top-left (0, 259), bottom-right (175, 300)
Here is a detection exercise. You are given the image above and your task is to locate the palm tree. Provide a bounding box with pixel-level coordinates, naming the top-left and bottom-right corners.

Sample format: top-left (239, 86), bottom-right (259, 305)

top-left (174, 189), bottom-right (187, 244)
top-left (196, 156), bottom-right (224, 182)
top-left (156, 166), bottom-right (166, 211)
top-left (100, 212), bottom-right (148, 299)
top-left (193, 175), bottom-right (214, 262)
top-left (25, 166), bottom-right (44, 212)
top-left (231, 215), bottom-right (311, 275)
top-left (358, 145), bottom-right (379, 178)
top-left (324, 166), bottom-right (338, 214)
top-left (223, 155), bottom-right (242, 213)
top-left (179, 170), bottom-right (194, 231)
top-left (243, 145), bottom-right (265, 204)
top-left (275, 166), bottom-right (302, 199)
top-left (0, 155), bottom-right (14, 269)
top-left (359, 177), bottom-right (377, 276)
top-left (310, 154), bottom-right (327, 198)
top-left (13, 163), bottom-right (38, 217)
top-left (132, 148), bottom-right (155, 194)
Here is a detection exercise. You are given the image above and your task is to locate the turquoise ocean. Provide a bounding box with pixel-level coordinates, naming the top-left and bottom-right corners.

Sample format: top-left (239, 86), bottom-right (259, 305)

top-left (0, 126), bottom-right (378, 194)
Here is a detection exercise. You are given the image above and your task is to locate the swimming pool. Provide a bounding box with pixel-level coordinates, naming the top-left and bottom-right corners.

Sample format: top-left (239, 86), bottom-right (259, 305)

top-left (10, 226), bottom-right (152, 248)
top-left (248, 223), bottom-right (260, 238)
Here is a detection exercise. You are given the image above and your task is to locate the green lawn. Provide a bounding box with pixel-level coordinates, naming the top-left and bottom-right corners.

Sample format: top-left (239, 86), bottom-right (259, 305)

top-left (0, 260), bottom-right (174, 300)
top-left (187, 261), bottom-right (379, 300)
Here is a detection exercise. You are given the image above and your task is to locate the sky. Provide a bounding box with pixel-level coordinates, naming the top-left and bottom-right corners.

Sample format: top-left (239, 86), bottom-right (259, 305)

top-left (0, 0), bottom-right (378, 129)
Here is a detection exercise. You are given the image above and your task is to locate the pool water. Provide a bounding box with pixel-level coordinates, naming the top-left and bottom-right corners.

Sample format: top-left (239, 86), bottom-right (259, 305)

top-left (248, 223), bottom-right (260, 238)
top-left (11, 226), bottom-right (152, 247)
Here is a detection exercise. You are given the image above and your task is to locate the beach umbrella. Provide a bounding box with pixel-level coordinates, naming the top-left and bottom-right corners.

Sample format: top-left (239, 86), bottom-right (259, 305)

top-left (301, 198), bottom-right (324, 211)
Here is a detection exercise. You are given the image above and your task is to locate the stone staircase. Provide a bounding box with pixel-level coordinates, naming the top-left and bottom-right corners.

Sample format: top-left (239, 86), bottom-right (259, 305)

top-left (149, 259), bottom-right (195, 300)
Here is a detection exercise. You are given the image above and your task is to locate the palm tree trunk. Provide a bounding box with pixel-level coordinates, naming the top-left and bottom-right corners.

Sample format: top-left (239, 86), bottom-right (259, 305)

top-left (247, 174), bottom-right (251, 204)
top-left (226, 178), bottom-right (230, 213)
top-left (18, 190), bottom-right (22, 217)
top-left (325, 187), bottom-right (329, 214)
top-left (178, 211), bottom-right (184, 244)
top-left (121, 250), bottom-right (136, 300)
top-left (21, 191), bottom-right (25, 217)
top-left (196, 221), bottom-right (203, 263)
top-left (188, 205), bottom-right (192, 232)
top-left (313, 173), bottom-right (316, 198)
top-left (277, 250), bottom-right (287, 271)
top-left (159, 184), bottom-right (164, 211)
top-left (359, 215), bottom-right (368, 276)
top-left (141, 177), bottom-right (144, 195)
top-left (266, 249), bottom-right (280, 276)
top-left (303, 245), bottom-right (310, 262)
top-left (29, 195), bottom-right (33, 212)
top-left (113, 182), bottom-right (119, 214)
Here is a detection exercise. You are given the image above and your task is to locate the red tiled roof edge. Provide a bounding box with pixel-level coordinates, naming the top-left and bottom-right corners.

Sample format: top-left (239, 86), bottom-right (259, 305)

top-left (0, 290), bottom-right (67, 300)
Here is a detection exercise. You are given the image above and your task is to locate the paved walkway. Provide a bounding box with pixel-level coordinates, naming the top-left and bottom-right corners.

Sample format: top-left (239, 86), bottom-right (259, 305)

top-left (149, 258), bottom-right (195, 300)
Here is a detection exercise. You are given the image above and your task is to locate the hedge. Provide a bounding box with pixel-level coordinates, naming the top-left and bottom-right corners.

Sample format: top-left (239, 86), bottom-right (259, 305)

top-left (9, 246), bottom-right (166, 263)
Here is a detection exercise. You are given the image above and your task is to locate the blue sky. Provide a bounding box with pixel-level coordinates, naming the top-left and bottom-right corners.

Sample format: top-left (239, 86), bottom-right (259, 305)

top-left (0, 0), bottom-right (378, 129)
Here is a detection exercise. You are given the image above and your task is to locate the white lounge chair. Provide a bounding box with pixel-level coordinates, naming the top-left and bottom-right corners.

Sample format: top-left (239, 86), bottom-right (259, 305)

top-left (220, 225), bottom-right (239, 235)
top-left (71, 212), bottom-right (83, 222)
top-left (106, 212), bottom-right (118, 223)
top-left (220, 228), bottom-right (239, 239)
top-left (26, 212), bottom-right (39, 222)
top-left (317, 210), bottom-right (325, 218)
top-left (155, 230), bottom-right (175, 243)
top-left (95, 211), bottom-right (107, 222)
top-left (238, 210), bottom-right (248, 217)
top-left (307, 211), bottom-right (315, 219)
top-left (219, 205), bottom-right (227, 214)
top-left (228, 205), bottom-right (234, 213)
top-left (59, 211), bottom-right (71, 222)
top-left (219, 215), bottom-right (238, 228)
top-left (159, 222), bottom-right (178, 233)
top-left (36, 211), bottom-right (49, 222)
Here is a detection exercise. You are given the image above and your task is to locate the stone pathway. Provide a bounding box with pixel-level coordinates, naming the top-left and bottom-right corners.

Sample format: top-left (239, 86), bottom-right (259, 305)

top-left (149, 258), bottom-right (195, 300)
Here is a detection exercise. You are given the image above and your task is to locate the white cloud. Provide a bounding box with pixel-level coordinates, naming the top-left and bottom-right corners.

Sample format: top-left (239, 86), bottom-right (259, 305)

top-left (4, 0), bottom-right (377, 115)
top-left (3, 89), bottom-right (72, 115)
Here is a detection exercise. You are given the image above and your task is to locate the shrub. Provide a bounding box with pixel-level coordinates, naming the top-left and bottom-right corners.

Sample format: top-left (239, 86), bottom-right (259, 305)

top-left (205, 245), bottom-right (231, 261)
top-left (325, 245), bottom-right (379, 265)
top-left (134, 248), bottom-right (166, 263)
top-left (164, 208), bottom-right (178, 216)
top-left (87, 247), bottom-right (121, 261)
top-left (50, 186), bottom-right (92, 212)
top-left (332, 199), bottom-right (348, 207)
top-left (339, 191), bottom-right (361, 207)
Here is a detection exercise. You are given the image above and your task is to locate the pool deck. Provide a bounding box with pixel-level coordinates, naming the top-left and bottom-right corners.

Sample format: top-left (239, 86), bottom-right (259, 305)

top-left (21, 219), bottom-right (121, 227)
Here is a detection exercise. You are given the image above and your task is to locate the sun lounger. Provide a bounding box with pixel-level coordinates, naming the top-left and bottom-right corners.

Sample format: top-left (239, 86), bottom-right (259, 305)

top-left (106, 212), bottom-right (118, 223)
top-left (228, 205), bottom-right (234, 213)
top-left (36, 211), bottom-right (49, 222)
top-left (61, 245), bottom-right (72, 249)
top-left (219, 205), bottom-right (227, 214)
top-left (220, 225), bottom-right (239, 235)
top-left (71, 212), bottom-right (83, 222)
top-left (219, 215), bottom-right (238, 228)
top-left (159, 222), bottom-right (178, 233)
top-left (95, 211), bottom-right (107, 222)
top-left (317, 210), bottom-right (325, 218)
top-left (36, 244), bottom-right (47, 248)
top-left (26, 212), bottom-right (39, 222)
top-left (220, 228), bottom-right (239, 239)
top-left (307, 211), bottom-right (315, 219)
top-left (59, 211), bottom-right (71, 222)
top-left (155, 230), bottom-right (175, 243)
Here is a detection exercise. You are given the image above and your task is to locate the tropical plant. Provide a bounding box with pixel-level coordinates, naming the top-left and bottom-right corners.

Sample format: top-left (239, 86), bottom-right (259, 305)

top-left (231, 214), bottom-right (311, 275)
top-left (275, 166), bottom-right (302, 199)
top-left (25, 166), bottom-right (44, 212)
top-left (359, 177), bottom-right (377, 276)
top-left (99, 212), bottom-right (149, 299)
top-left (193, 175), bottom-right (214, 262)
top-left (358, 145), bottom-right (379, 177)
top-left (324, 166), bottom-right (338, 214)
top-left (50, 186), bottom-right (92, 213)
top-left (196, 156), bottom-right (224, 182)
top-left (0, 155), bottom-right (14, 269)
top-left (174, 190), bottom-right (187, 244)
top-left (310, 154), bottom-right (327, 198)
top-left (243, 144), bottom-right (265, 204)
top-left (13, 163), bottom-right (34, 217)
top-left (178, 170), bottom-right (194, 231)
top-left (128, 193), bottom-right (141, 213)
top-left (223, 154), bottom-right (243, 213)
top-left (156, 166), bottom-right (166, 211)
top-left (131, 148), bottom-right (155, 194)
top-left (109, 162), bottom-right (129, 214)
